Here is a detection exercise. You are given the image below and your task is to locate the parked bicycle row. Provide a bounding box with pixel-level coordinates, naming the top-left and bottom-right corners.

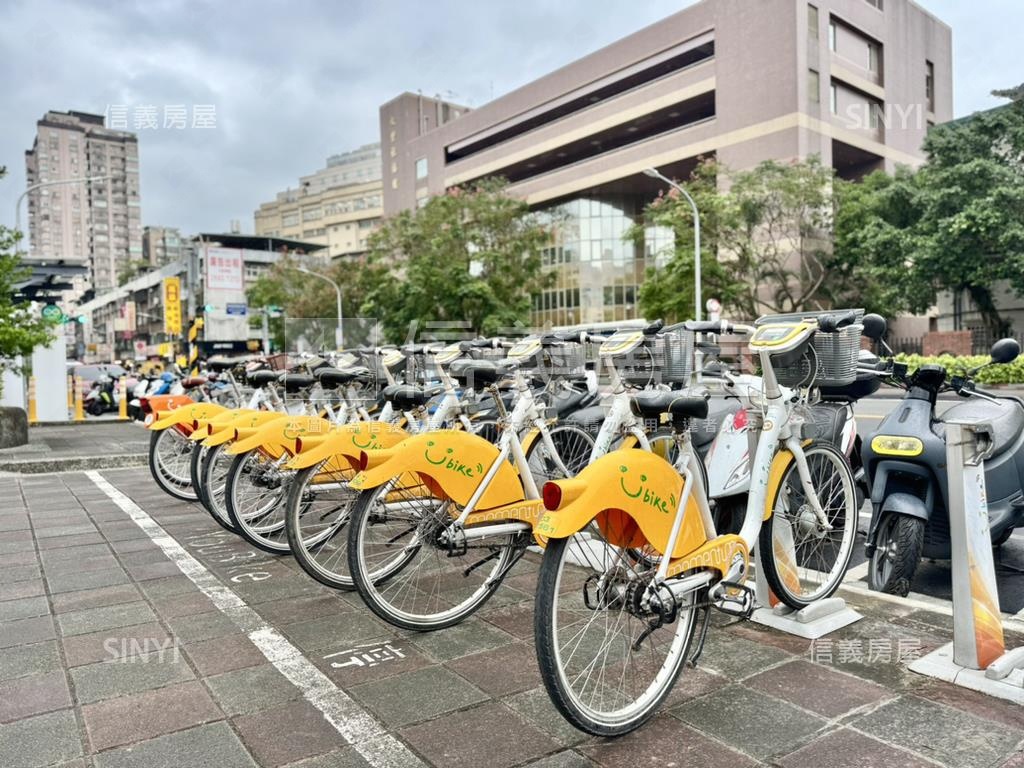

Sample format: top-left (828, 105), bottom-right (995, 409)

top-left (139, 310), bottom-right (1024, 736)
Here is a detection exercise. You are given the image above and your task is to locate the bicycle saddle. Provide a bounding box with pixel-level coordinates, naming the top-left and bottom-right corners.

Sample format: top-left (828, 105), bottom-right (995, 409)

top-left (448, 359), bottom-right (516, 386)
top-left (315, 367), bottom-right (371, 387)
top-left (279, 372), bottom-right (316, 393)
top-left (630, 391), bottom-right (709, 421)
top-left (181, 376), bottom-right (207, 389)
top-left (387, 384), bottom-right (443, 410)
top-left (206, 356), bottom-right (238, 373)
top-left (247, 370), bottom-right (279, 387)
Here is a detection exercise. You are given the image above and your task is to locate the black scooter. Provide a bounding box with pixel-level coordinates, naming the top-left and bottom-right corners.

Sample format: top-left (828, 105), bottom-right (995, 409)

top-left (860, 314), bottom-right (1024, 596)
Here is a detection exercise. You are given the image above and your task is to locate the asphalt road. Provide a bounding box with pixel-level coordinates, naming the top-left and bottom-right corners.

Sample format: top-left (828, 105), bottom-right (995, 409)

top-left (852, 394), bottom-right (1024, 614)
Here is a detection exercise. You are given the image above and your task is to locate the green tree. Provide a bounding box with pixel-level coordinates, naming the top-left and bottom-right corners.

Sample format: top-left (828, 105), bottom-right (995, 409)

top-left (633, 157), bottom-right (837, 321)
top-left (363, 177), bottom-right (552, 340)
top-left (0, 167), bottom-right (56, 390)
top-left (906, 85), bottom-right (1024, 336)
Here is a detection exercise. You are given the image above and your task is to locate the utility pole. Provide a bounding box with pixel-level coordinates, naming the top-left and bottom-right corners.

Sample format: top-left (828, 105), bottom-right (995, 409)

top-left (643, 167), bottom-right (702, 321)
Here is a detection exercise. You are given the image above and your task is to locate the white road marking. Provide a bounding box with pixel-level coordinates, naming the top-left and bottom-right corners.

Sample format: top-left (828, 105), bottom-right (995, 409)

top-left (86, 470), bottom-right (424, 768)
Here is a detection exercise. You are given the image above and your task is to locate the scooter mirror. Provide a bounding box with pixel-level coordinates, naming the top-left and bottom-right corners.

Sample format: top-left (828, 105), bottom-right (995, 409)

top-left (990, 338), bottom-right (1020, 365)
top-left (861, 314), bottom-right (887, 341)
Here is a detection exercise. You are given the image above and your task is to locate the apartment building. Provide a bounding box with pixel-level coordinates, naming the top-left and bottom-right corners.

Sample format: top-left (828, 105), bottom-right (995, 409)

top-left (142, 225), bottom-right (186, 268)
top-left (24, 110), bottom-right (142, 300)
top-left (381, 0), bottom-right (952, 327)
top-left (254, 144), bottom-right (384, 259)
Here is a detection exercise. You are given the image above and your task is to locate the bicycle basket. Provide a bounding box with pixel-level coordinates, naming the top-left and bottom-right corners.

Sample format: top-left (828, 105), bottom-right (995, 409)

top-left (545, 342), bottom-right (585, 377)
top-left (756, 310), bottom-right (863, 388)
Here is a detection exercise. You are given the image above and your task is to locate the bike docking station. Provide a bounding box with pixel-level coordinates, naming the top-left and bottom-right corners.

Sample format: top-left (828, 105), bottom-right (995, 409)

top-left (750, 547), bottom-right (863, 639)
top-left (909, 418), bottom-right (1024, 704)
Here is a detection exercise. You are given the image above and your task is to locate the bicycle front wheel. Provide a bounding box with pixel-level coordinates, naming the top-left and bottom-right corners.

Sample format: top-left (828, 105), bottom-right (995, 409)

top-left (224, 450), bottom-right (291, 554)
top-left (148, 429), bottom-right (197, 502)
top-left (200, 443), bottom-right (238, 533)
top-left (285, 461), bottom-right (359, 589)
top-left (347, 478), bottom-right (521, 631)
top-left (534, 529), bottom-right (698, 736)
top-left (758, 442), bottom-right (857, 608)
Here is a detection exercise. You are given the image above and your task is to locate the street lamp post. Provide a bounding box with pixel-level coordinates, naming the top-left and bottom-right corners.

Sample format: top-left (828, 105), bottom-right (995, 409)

top-left (643, 167), bottom-right (702, 322)
top-left (293, 266), bottom-right (344, 350)
top-left (14, 175), bottom-right (114, 240)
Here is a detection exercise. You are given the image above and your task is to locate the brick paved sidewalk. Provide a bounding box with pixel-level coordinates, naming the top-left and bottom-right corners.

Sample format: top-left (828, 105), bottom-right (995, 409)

top-left (0, 423), bottom-right (148, 474)
top-left (1, 467), bottom-right (1023, 767)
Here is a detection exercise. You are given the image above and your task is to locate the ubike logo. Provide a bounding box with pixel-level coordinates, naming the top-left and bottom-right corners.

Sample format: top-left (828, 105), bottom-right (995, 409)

top-left (424, 441), bottom-right (484, 479)
top-left (618, 465), bottom-right (676, 515)
top-left (351, 432), bottom-right (384, 452)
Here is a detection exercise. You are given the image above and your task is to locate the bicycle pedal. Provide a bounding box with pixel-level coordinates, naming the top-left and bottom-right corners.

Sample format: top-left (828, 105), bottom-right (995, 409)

top-left (712, 581), bottom-right (755, 619)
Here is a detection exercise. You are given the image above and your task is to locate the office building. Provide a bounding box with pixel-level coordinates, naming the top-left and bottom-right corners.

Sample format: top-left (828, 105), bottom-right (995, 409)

top-left (24, 110), bottom-right (142, 300)
top-left (381, 0), bottom-right (952, 326)
top-left (142, 225), bottom-right (186, 268)
top-left (254, 144), bottom-right (385, 259)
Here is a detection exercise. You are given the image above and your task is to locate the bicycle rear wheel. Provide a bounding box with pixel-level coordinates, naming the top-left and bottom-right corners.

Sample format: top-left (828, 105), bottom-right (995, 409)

top-left (758, 442), bottom-right (857, 608)
top-left (534, 528), bottom-right (698, 736)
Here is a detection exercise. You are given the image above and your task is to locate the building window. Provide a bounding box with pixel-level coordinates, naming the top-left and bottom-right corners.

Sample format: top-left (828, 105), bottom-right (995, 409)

top-left (809, 70), bottom-right (821, 104)
top-left (415, 157), bottom-right (428, 180)
top-left (867, 41), bottom-right (881, 74)
top-left (830, 84), bottom-right (838, 114)
top-left (926, 60), bottom-right (935, 112)
top-left (808, 4), bottom-right (819, 39)
top-left (828, 20), bottom-right (837, 51)
top-left (864, 0), bottom-right (883, 8)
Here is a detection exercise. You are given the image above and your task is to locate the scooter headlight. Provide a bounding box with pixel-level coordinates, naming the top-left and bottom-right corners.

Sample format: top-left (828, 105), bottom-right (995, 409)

top-left (870, 435), bottom-right (924, 457)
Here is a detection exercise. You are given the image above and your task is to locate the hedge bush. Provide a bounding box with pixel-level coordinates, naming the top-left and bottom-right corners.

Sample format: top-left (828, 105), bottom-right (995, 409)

top-left (894, 353), bottom-right (1024, 385)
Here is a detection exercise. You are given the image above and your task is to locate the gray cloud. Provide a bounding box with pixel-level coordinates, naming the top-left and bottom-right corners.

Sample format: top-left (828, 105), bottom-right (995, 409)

top-left (1, 0), bottom-right (1019, 238)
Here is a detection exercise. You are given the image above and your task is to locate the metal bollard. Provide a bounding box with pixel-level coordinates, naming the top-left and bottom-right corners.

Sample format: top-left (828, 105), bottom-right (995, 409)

top-left (73, 376), bottom-right (85, 422)
top-left (28, 376), bottom-right (37, 425)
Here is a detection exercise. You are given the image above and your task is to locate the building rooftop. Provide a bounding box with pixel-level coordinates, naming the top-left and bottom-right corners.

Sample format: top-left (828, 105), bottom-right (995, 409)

top-left (193, 232), bottom-right (327, 253)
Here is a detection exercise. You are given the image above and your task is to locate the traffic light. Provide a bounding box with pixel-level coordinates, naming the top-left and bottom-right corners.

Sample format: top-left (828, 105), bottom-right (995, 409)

top-left (76, 314), bottom-right (87, 324)
top-left (203, 304), bottom-right (215, 313)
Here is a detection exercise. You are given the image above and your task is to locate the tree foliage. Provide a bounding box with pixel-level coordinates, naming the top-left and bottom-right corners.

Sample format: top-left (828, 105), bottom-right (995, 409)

top-left (362, 177), bottom-right (552, 341)
top-left (832, 84), bottom-right (1024, 336)
top-left (0, 167), bottom-right (56, 385)
top-left (634, 157), bottom-right (837, 321)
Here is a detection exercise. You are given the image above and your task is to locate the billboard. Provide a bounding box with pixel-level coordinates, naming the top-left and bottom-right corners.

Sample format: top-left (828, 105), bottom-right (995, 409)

top-left (203, 246), bottom-right (248, 342)
top-left (163, 277), bottom-right (182, 335)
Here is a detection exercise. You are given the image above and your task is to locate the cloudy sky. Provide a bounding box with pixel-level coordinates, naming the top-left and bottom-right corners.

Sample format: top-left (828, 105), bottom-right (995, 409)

top-left (1, 0), bottom-right (1020, 238)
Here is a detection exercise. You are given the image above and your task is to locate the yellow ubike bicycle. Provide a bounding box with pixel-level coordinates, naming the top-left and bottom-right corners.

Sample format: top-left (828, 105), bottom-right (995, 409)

top-left (533, 312), bottom-right (862, 736)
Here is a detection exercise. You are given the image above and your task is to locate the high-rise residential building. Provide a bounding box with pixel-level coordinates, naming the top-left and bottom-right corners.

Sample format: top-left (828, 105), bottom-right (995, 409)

top-left (142, 225), bottom-right (187, 268)
top-left (381, 0), bottom-right (952, 326)
top-left (24, 110), bottom-right (142, 301)
top-left (253, 143), bottom-right (384, 259)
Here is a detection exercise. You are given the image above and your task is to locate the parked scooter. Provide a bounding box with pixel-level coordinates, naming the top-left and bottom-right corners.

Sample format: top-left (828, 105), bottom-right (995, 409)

top-left (84, 375), bottom-right (120, 416)
top-left (860, 313), bottom-right (1024, 596)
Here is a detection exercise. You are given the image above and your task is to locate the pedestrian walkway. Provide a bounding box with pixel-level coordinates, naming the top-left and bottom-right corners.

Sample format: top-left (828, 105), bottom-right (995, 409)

top-left (1, 467), bottom-right (1022, 767)
top-left (0, 422), bottom-right (147, 474)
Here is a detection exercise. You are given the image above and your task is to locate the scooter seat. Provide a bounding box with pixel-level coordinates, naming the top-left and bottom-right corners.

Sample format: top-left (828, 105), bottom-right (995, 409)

top-left (247, 370), bottom-right (279, 387)
top-left (181, 376), bottom-right (207, 389)
top-left (316, 367), bottom-right (371, 387)
top-left (940, 398), bottom-right (1024, 457)
top-left (630, 391), bottom-right (709, 421)
top-left (279, 373), bottom-right (316, 393)
top-left (691, 400), bottom-right (740, 449)
top-left (548, 387), bottom-right (592, 418)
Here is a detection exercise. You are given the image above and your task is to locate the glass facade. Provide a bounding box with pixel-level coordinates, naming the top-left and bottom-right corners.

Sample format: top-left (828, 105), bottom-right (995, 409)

top-left (532, 195), bottom-right (673, 327)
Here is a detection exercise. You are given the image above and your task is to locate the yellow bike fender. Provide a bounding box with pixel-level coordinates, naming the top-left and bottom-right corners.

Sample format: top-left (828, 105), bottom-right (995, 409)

top-left (534, 450), bottom-right (705, 560)
top-left (205, 411), bottom-right (286, 448)
top-left (762, 440), bottom-right (811, 521)
top-left (150, 402), bottom-right (225, 432)
top-left (665, 534), bottom-right (749, 580)
top-left (145, 394), bottom-right (193, 426)
top-left (226, 416), bottom-right (330, 457)
top-left (348, 430), bottom-right (524, 510)
top-left (287, 422), bottom-right (409, 470)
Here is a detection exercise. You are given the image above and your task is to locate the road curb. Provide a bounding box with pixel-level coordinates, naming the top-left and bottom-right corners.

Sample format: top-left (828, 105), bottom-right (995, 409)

top-left (0, 453), bottom-right (147, 474)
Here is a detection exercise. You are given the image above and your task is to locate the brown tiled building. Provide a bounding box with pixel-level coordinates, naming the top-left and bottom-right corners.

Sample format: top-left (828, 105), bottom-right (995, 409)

top-left (381, 0), bottom-right (952, 326)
